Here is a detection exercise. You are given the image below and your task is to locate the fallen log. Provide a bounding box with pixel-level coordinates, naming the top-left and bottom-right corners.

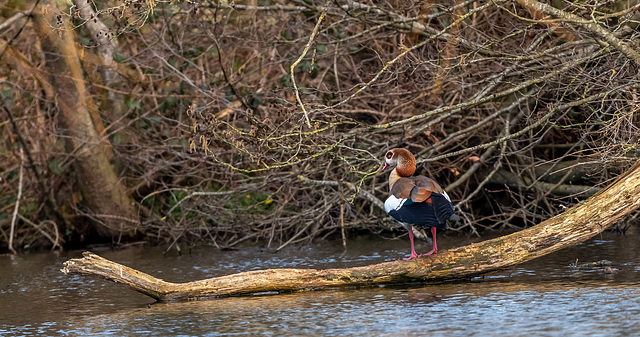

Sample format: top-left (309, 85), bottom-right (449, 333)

top-left (62, 160), bottom-right (640, 302)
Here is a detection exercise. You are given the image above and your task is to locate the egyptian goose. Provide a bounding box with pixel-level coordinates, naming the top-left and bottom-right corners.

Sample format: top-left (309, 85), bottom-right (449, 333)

top-left (382, 148), bottom-right (459, 260)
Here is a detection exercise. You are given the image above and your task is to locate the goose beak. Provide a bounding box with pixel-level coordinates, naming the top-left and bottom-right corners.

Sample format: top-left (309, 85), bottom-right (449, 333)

top-left (381, 162), bottom-right (390, 172)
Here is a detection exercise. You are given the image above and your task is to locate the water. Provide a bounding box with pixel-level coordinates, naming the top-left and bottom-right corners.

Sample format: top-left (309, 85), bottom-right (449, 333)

top-left (2, 231), bottom-right (640, 336)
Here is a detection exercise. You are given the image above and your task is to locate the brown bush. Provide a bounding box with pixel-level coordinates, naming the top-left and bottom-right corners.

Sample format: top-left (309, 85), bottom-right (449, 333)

top-left (1, 0), bottom-right (639, 252)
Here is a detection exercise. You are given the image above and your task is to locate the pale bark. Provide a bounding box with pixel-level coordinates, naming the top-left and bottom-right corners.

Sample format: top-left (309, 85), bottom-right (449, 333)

top-left (62, 160), bottom-right (640, 302)
top-left (34, 0), bottom-right (139, 237)
top-left (70, 0), bottom-right (126, 121)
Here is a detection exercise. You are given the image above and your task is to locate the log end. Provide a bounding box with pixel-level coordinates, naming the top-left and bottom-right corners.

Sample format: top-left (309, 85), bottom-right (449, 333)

top-left (60, 251), bottom-right (104, 274)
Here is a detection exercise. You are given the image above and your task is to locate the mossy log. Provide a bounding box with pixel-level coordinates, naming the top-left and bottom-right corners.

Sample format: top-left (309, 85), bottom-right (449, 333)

top-left (62, 160), bottom-right (640, 302)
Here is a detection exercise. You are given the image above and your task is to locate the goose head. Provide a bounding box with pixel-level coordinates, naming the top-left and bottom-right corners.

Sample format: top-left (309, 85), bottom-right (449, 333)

top-left (381, 148), bottom-right (416, 177)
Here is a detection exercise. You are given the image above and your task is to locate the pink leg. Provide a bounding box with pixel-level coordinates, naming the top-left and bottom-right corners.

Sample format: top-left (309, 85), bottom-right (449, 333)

top-left (419, 227), bottom-right (438, 256)
top-left (403, 229), bottom-right (419, 261)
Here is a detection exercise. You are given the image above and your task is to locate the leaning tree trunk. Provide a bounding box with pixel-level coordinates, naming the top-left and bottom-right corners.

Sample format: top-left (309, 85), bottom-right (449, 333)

top-left (62, 160), bottom-right (640, 302)
top-left (34, 0), bottom-right (139, 237)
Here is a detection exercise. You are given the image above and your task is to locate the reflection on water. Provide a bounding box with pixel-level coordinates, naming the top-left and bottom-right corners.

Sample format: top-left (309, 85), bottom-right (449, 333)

top-left (2, 231), bottom-right (640, 336)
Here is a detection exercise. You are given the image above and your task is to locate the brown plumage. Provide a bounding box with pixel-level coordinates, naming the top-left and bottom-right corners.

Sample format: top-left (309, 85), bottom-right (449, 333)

top-left (391, 176), bottom-right (444, 203)
top-left (383, 148), bottom-right (445, 202)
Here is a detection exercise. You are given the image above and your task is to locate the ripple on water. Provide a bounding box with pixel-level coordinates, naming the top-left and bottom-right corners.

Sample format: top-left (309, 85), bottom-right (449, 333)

top-left (2, 232), bottom-right (640, 336)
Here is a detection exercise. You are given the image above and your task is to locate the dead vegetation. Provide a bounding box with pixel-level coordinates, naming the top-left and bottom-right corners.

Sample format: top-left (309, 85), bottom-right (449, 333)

top-left (1, 0), bottom-right (639, 252)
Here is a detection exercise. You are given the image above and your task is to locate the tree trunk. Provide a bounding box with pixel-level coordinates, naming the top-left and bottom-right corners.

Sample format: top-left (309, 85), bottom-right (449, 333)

top-left (62, 160), bottom-right (640, 302)
top-left (34, 0), bottom-right (139, 238)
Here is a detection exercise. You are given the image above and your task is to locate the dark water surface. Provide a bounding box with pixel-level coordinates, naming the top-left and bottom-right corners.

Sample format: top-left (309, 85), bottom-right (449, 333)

top-left (2, 231), bottom-right (640, 336)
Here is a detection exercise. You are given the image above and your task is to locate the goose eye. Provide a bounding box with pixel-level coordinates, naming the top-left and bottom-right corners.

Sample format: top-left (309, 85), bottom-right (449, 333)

top-left (385, 152), bottom-right (392, 159)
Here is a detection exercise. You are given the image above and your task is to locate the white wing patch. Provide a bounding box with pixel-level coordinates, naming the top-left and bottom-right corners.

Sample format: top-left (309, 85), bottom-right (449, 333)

top-left (443, 191), bottom-right (452, 202)
top-left (384, 195), bottom-right (408, 213)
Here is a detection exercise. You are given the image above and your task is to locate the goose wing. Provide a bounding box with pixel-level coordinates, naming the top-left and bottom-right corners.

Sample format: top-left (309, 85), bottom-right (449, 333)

top-left (390, 176), bottom-right (444, 202)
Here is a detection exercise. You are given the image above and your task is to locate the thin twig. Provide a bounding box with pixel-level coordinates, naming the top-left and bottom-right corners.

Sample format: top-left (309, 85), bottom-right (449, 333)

top-left (9, 148), bottom-right (24, 254)
top-left (18, 215), bottom-right (61, 250)
top-left (0, 11), bottom-right (27, 32)
top-left (421, 81), bottom-right (640, 163)
top-left (291, 7), bottom-right (328, 127)
top-left (513, 0), bottom-right (640, 65)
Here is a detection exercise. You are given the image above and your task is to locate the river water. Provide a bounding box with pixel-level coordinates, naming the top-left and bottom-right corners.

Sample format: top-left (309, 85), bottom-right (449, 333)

top-left (2, 230), bottom-right (640, 336)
